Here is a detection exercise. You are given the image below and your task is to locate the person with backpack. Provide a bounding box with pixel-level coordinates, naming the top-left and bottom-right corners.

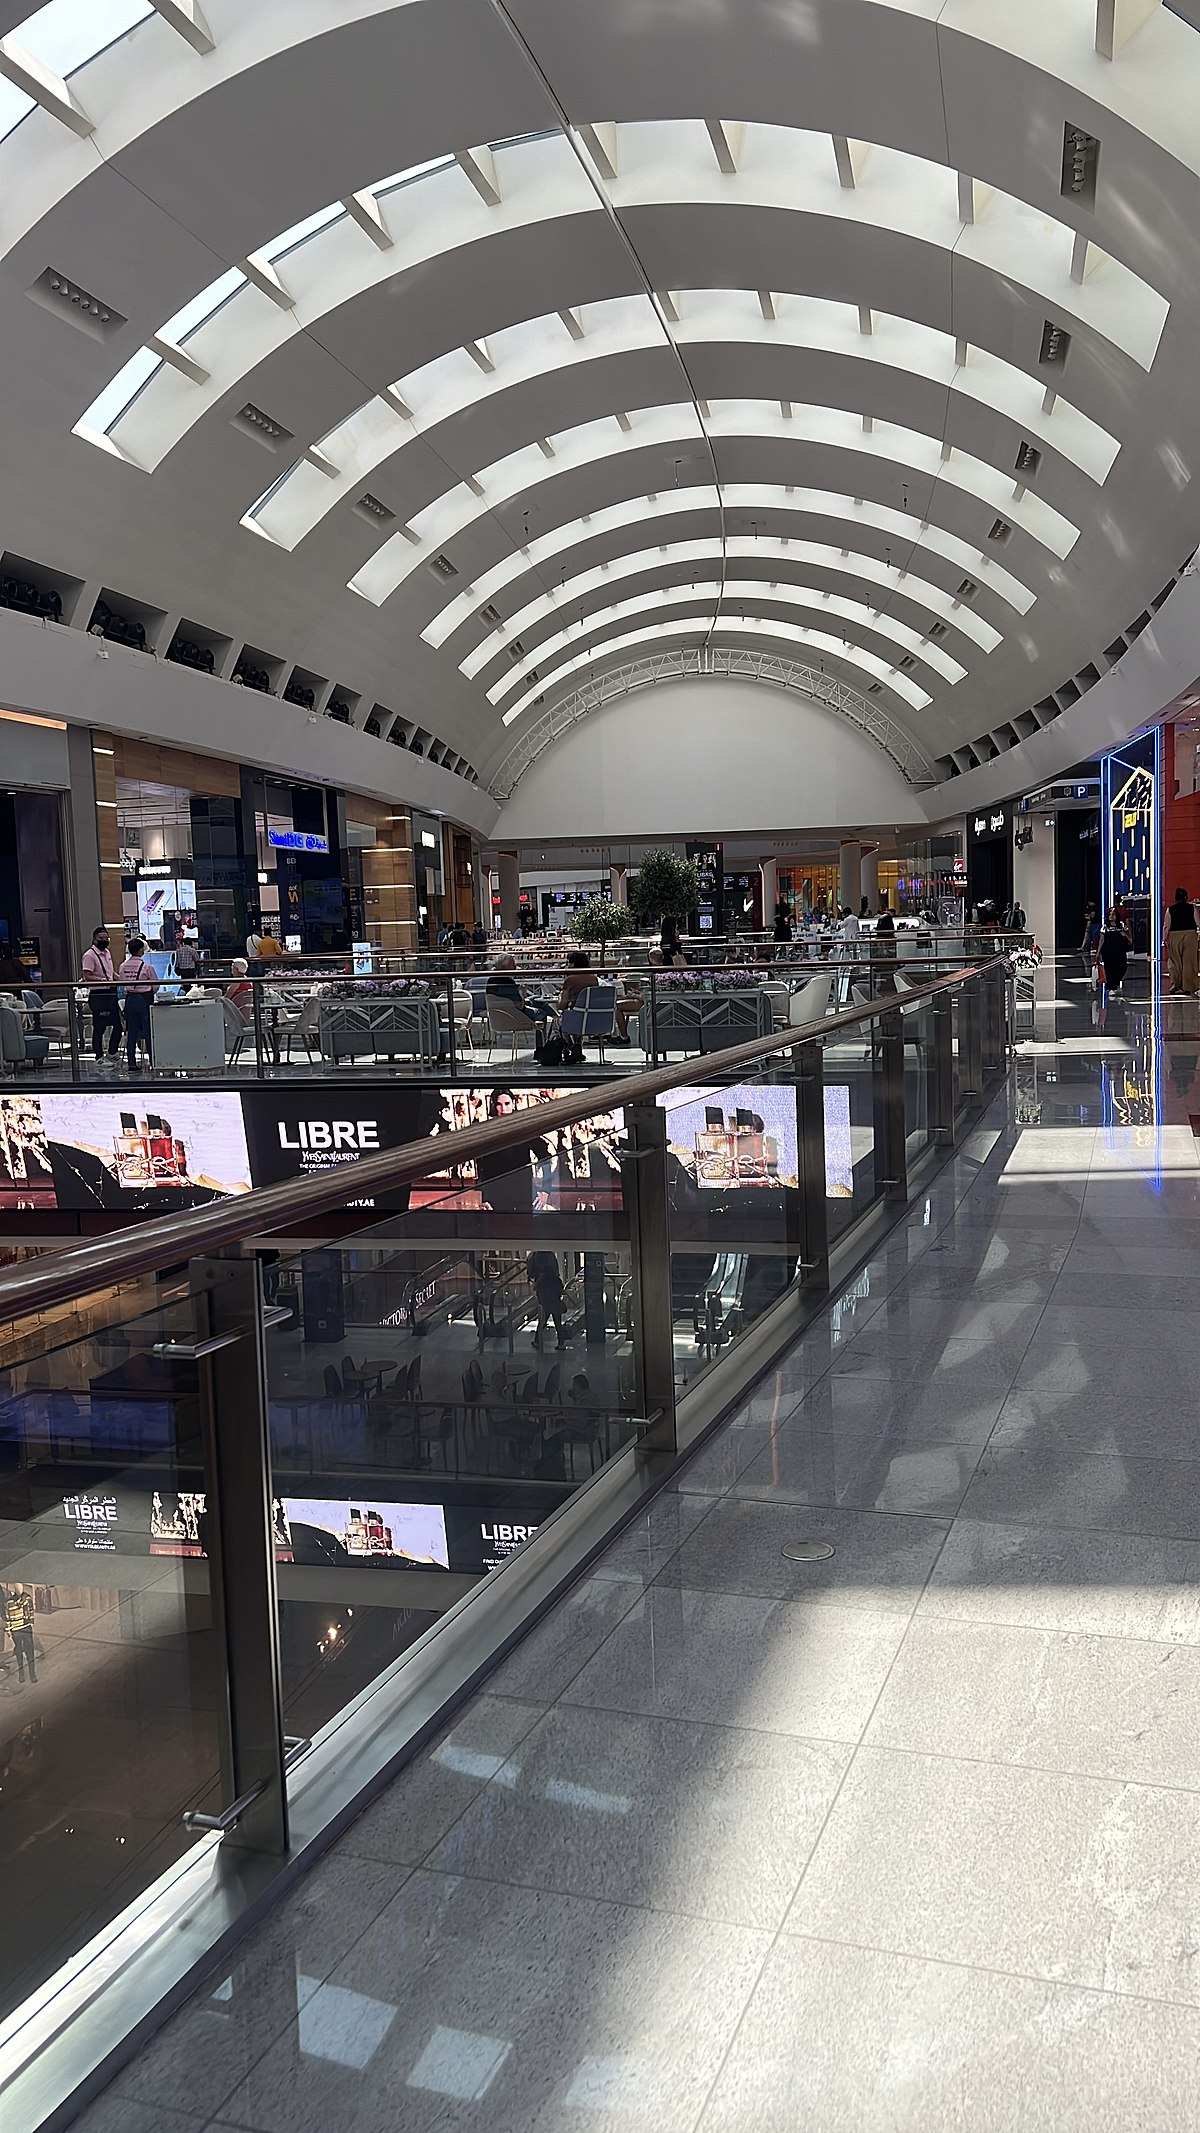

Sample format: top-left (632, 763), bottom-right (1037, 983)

top-left (117, 935), bottom-right (159, 1070)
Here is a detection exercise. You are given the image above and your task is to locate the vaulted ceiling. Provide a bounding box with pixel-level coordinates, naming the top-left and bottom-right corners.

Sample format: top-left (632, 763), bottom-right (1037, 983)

top-left (1, 0), bottom-right (1199, 812)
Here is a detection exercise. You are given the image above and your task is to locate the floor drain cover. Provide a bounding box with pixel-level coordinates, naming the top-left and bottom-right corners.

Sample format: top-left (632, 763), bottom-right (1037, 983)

top-left (781, 1541), bottom-right (836, 1562)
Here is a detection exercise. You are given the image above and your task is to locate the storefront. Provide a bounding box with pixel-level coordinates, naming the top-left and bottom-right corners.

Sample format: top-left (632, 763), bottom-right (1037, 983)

top-left (0, 710), bottom-right (74, 980)
top-left (964, 804), bottom-right (1014, 919)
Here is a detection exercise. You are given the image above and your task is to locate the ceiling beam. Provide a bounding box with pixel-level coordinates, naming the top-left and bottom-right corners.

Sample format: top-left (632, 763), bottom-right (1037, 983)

top-left (578, 122), bottom-right (618, 181)
top-left (832, 136), bottom-right (872, 189)
top-left (149, 0), bottom-right (214, 54)
top-left (238, 256), bottom-right (294, 309)
top-left (0, 40), bottom-right (92, 135)
top-left (1096, 0), bottom-right (1160, 57)
top-left (342, 190), bottom-right (393, 249)
top-left (382, 384), bottom-right (412, 419)
top-left (465, 339), bottom-right (495, 373)
top-left (557, 307), bottom-right (585, 341)
top-left (758, 290), bottom-right (776, 321)
top-left (704, 119), bottom-right (743, 175)
top-left (455, 146), bottom-right (501, 208)
top-left (146, 334), bottom-right (208, 385)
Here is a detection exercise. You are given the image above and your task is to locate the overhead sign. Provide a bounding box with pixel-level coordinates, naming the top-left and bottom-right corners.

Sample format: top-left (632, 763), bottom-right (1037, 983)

top-left (268, 829), bottom-right (329, 853)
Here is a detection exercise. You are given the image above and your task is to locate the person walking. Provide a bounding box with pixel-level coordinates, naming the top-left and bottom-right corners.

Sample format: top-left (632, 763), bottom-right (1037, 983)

top-left (527, 1250), bottom-right (566, 1348)
top-left (1164, 888), bottom-right (1199, 996)
top-left (4, 1584), bottom-right (36, 1683)
top-left (1098, 907), bottom-right (1130, 995)
top-left (81, 926), bottom-right (122, 1060)
top-left (117, 935), bottom-right (159, 1069)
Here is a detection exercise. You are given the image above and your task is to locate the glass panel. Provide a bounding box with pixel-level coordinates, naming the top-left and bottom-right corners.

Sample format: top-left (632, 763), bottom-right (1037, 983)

top-left (262, 1095), bottom-right (641, 1741)
top-left (823, 1002), bottom-right (880, 1246)
top-left (660, 1057), bottom-right (802, 1399)
top-left (902, 997), bottom-right (937, 1160)
top-left (0, 1276), bottom-right (219, 2020)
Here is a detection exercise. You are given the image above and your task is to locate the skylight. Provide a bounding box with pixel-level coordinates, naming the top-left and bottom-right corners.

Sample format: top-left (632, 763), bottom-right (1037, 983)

top-left (16, 0), bottom-right (153, 81)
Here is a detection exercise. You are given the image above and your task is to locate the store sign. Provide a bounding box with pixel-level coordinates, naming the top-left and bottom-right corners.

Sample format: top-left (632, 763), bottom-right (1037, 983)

top-left (62, 1491), bottom-right (118, 1550)
top-left (268, 829), bottom-right (329, 853)
top-left (971, 811), bottom-right (1008, 837)
top-left (277, 1119), bottom-right (381, 1152)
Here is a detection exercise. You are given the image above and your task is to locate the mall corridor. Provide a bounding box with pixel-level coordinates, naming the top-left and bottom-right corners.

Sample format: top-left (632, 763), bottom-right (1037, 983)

top-left (67, 965), bottom-right (1200, 2132)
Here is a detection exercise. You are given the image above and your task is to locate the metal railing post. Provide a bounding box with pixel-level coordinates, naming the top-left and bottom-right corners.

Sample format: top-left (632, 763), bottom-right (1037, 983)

top-left (444, 974), bottom-right (457, 1076)
top-left (794, 1039), bottom-right (829, 1290)
top-left (192, 1251), bottom-right (288, 1855)
top-left (66, 985), bottom-right (81, 1082)
top-left (621, 1098), bottom-right (677, 1454)
top-left (873, 1004), bottom-right (908, 1202)
top-left (648, 968), bottom-right (660, 1066)
top-left (252, 980), bottom-right (267, 1080)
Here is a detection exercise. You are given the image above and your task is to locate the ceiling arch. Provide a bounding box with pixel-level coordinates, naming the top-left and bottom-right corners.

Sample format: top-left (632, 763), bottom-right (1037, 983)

top-left (0, 0), bottom-right (1196, 803)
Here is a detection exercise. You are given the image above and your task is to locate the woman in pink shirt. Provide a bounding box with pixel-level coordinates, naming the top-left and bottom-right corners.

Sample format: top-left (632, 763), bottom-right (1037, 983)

top-left (117, 936), bottom-right (159, 1071)
top-left (80, 927), bottom-right (121, 1059)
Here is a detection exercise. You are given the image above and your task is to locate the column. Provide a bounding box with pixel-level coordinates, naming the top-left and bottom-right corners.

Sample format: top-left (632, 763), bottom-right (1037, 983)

top-left (860, 850), bottom-right (879, 912)
top-left (498, 849), bottom-right (520, 932)
top-left (759, 855), bottom-right (777, 929)
top-left (838, 840), bottom-right (861, 913)
top-left (1013, 817), bottom-right (1055, 958)
top-left (610, 863), bottom-right (627, 905)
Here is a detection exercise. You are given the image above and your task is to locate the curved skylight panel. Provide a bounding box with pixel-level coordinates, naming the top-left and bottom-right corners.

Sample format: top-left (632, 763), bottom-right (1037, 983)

top-left (461, 538), bottom-right (1000, 681)
top-left (604, 118), bottom-right (1169, 369)
top-left (486, 582), bottom-right (965, 708)
top-left (248, 295), bottom-right (664, 550)
top-left (16, 0), bottom-right (152, 77)
top-left (350, 402), bottom-right (708, 608)
top-left (244, 284), bottom-right (1116, 553)
top-left (351, 394), bottom-right (1075, 611)
top-left (425, 486), bottom-right (1034, 648)
top-left (501, 617), bottom-right (932, 729)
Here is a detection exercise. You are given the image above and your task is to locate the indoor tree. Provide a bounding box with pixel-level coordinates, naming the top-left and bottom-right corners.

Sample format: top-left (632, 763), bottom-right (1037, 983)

top-left (628, 849), bottom-right (702, 934)
top-left (567, 896), bottom-right (630, 965)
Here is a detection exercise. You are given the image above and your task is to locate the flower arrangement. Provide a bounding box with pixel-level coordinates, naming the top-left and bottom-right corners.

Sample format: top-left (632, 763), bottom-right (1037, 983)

top-left (321, 976), bottom-right (421, 999)
top-left (1010, 944), bottom-right (1043, 971)
top-left (658, 966), bottom-right (759, 989)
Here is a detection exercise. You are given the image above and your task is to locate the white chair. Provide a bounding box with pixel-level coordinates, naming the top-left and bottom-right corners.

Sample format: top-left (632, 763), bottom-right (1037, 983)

top-left (788, 971), bottom-right (834, 1027)
top-left (486, 994), bottom-right (538, 1060)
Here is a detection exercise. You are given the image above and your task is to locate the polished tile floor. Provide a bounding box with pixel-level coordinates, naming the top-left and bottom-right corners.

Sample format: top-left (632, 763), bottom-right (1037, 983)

top-left (72, 961), bottom-right (1200, 2130)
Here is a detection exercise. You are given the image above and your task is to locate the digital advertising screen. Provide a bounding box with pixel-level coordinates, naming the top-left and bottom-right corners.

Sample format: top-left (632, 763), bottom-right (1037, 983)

top-left (241, 1086), bottom-right (439, 1206)
top-left (658, 1085), bottom-right (800, 1190)
top-left (280, 1497), bottom-right (449, 1568)
top-left (0, 1092), bottom-right (251, 1210)
top-left (411, 1087), bottom-right (625, 1214)
top-left (824, 1085), bottom-right (854, 1199)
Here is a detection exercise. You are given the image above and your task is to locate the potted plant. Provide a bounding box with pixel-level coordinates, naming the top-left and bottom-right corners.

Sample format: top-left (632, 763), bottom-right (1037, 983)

top-left (628, 850), bottom-right (702, 935)
top-left (568, 897), bottom-right (629, 966)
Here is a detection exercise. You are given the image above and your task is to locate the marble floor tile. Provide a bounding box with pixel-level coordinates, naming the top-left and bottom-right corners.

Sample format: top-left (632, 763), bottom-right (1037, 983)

top-left (485, 1574), bottom-right (647, 1706)
top-left (659, 1495), bottom-right (949, 1615)
top-left (961, 1442), bottom-right (1200, 1541)
top-left (825, 1333), bottom-right (1026, 1384)
top-left (991, 1389), bottom-right (1200, 1461)
top-left (591, 1490), bottom-right (716, 1587)
top-left (697, 1936), bottom-right (1200, 2133)
top-left (731, 1424), bottom-right (982, 1519)
top-left (114, 1851), bottom-right (409, 2119)
top-left (786, 1745), bottom-right (1200, 2003)
top-left (671, 1418), bottom-right (781, 1497)
top-left (340, 1696), bottom-right (543, 1866)
top-left (867, 1616), bottom-right (1200, 1789)
top-left (221, 1872), bottom-right (771, 2133)
top-left (428, 1702), bottom-right (850, 1927)
top-left (71, 2101), bottom-right (203, 2132)
top-left (920, 1517), bottom-right (1200, 1644)
top-left (1047, 1269), bottom-right (1200, 1312)
top-left (794, 1370), bottom-right (1009, 1444)
top-left (562, 1584), bottom-right (905, 1741)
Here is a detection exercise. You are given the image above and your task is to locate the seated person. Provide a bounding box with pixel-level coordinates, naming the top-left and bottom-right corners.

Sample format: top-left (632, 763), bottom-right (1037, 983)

top-left (559, 950), bottom-right (593, 1011)
top-left (486, 956), bottom-right (551, 1026)
top-left (227, 957), bottom-right (254, 1019)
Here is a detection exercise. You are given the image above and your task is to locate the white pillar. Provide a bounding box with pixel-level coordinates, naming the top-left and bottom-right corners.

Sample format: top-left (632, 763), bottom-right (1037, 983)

top-left (610, 863), bottom-right (627, 905)
top-left (1013, 819), bottom-right (1055, 958)
top-left (860, 851), bottom-right (879, 911)
top-left (498, 850), bottom-right (520, 931)
top-left (838, 840), bottom-right (861, 912)
top-left (759, 856), bottom-right (777, 928)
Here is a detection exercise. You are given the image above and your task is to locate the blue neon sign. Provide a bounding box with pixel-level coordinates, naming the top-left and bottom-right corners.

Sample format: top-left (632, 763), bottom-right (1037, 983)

top-left (268, 829), bottom-right (329, 853)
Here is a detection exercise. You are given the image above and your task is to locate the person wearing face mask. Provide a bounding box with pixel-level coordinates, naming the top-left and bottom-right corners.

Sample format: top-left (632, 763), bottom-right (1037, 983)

top-left (80, 926), bottom-right (122, 1060)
